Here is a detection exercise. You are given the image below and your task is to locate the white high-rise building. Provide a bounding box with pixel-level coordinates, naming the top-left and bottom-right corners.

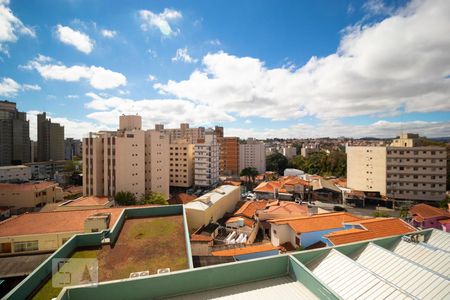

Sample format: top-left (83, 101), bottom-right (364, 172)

top-left (83, 115), bottom-right (169, 198)
top-left (194, 130), bottom-right (219, 187)
top-left (239, 138), bottom-right (266, 174)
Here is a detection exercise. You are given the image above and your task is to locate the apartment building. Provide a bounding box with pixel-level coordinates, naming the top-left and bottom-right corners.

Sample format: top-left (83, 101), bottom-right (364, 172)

top-left (347, 133), bottom-right (447, 202)
top-left (239, 138), bottom-right (266, 174)
top-left (64, 138), bottom-right (82, 160)
top-left (194, 130), bottom-right (220, 187)
top-left (282, 146), bottom-right (297, 160)
top-left (83, 115), bottom-right (169, 198)
top-left (0, 100), bottom-right (30, 166)
top-left (37, 112), bottom-right (64, 161)
top-left (0, 165), bottom-right (31, 183)
top-left (169, 140), bottom-right (194, 188)
top-left (0, 181), bottom-right (63, 209)
top-left (218, 137), bottom-right (240, 176)
top-left (155, 123), bottom-right (205, 143)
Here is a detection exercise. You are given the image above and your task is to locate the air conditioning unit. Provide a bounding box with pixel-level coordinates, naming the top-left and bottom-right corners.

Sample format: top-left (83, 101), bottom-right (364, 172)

top-left (157, 268), bottom-right (170, 274)
top-left (129, 270), bottom-right (150, 278)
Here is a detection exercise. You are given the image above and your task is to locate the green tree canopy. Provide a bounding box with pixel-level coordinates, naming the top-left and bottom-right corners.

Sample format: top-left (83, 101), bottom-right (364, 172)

top-left (139, 192), bottom-right (169, 205)
top-left (114, 191), bottom-right (137, 206)
top-left (288, 150), bottom-right (347, 177)
top-left (240, 167), bottom-right (259, 182)
top-left (266, 152), bottom-right (288, 175)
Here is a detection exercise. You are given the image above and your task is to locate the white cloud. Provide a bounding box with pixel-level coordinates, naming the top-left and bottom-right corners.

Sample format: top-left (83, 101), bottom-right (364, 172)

top-left (66, 94), bottom-right (79, 99)
top-left (84, 92), bottom-right (234, 129)
top-left (0, 0), bottom-right (35, 54)
top-left (139, 8), bottom-right (181, 36)
top-left (56, 25), bottom-right (94, 54)
top-left (227, 120), bottom-right (450, 139)
top-left (0, 77), bottom-right (40, 97)
top-left (172, 47), bottom-right (197, 63)
top-left (244, 119), bottom-right (252, 124)
top-left (100, 29), bottom-right (116, 38)
top-left (27, 110), bottom-right (111, 140)
top-left (206, 39), bottom-right (221, 46)
top-left (147, 74), bottom-right (157, 81)
top-left (24, 56), bottom-right (127, 90)
top-left (155, 0), bottom-right (450, 121)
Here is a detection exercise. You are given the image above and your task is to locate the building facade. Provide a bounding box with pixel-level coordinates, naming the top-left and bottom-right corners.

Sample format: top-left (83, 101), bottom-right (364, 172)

top-left (0, 181), bottom-right (63, 209)
top-left (24, 160), bottom-right (67, 180)
top-left (37, 112), bottom-right (64, 161)
top-left (83, 115), bottom-right (169, 198)
top-left (169, 140), bottom-right (195, 188)
top-left (282, 146), bottom-right (297, 160)
top-left (218, 137), bottom-right (240, 176)
top-left (347, 133), bottom-right (447, 202)
top-left (64, 138), bottom-right (82, 160)
top-left (194, 130), bottom-right (220, 187)
top-left (0, 100), bottom-right (30, 166)
top-left (155, 123), bottom-right (205, 143)
top-left (0, 165), bottom-right (31, 183)
top-left (239, 138), bottom-right (266, 174)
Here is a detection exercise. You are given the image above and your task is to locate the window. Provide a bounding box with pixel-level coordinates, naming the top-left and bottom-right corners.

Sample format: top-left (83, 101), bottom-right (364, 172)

top-left (13, 241), bottom-right (38, 252)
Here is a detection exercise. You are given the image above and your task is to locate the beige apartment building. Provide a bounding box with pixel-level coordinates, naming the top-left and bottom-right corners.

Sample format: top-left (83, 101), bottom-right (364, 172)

top-left (239, 138), bottom-right (266, 174)
top-left (347, 133), bottom-right (447, 202)
top-left (155, 123), bottom-right (205, 143)
top-left (0, 181), bottom-right (63, 209)
top-left (83, 115), bottom-right (169, 199)
top-left (195, 130), bottom-right (220, 187)
top-left (169, 140), bottom-right (195, 188)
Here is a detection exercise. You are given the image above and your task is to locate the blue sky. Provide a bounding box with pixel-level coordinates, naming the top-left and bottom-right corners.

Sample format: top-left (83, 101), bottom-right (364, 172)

top-left (0, 0), bottom-right (449, 139)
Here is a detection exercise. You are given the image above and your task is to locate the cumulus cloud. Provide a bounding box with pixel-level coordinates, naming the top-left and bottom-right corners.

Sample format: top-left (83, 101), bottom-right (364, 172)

top-left (172, 47), bottom-right (197, 63)
top-left (139, 8), bottom-right (181, 36)
top-left (147, 74), bottom-right (157, 81)
top-left (0, 77), bottom-right (40, 97)
top-left (27, 110), bottom-right (111, 140)
top-left (23, 55), bottom-right (127, 90)
top-left (100, 29), bottom-right (116, 38)
top-left (0, 0), bottom-right (35, 54)
top-left (155, 0), bottom-right (450, 121)
top-left (227, 120), bottom-right (450, 139)
top-left (56, 25), bottom-right (94, 54)
top-left (84, 92), bottom-right (234, 129)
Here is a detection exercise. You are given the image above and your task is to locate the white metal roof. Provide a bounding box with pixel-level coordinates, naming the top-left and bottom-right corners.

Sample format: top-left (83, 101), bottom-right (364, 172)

top-left (167, 276), bottom-right (318, 300)
top-left (354, 243), bottom-right (450, 299)
top-left (426, 229), bottom-right (450, 252)
top-left (391, 239), bottom-right (450, 277)
top-left (306, 249), bottom-right (412, 300)
top-left (184, 185), bottom-right (239, 211)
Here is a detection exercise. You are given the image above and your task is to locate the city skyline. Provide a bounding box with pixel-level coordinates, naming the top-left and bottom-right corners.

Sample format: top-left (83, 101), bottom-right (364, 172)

top-left (0, 0), bottom-right (449, 140)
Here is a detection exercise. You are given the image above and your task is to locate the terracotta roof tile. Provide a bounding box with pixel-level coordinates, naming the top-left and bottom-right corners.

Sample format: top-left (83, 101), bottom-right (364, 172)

top-left (64, 196), bottom-right (110, 207)
top-left (234, 200), bottom-right (267, 218)
top-left (0, 181), bottom-right (58, 192)
top-left (409, 204), bottom-right (450, 220)
top-left (211, 244), bottom-right (278, 256)
top-left (325, 218), bottom-right (416, 245)
top-left (190, 234), bottom-right (213, 242)
top-left (438, 218), bottom-right (450, 225)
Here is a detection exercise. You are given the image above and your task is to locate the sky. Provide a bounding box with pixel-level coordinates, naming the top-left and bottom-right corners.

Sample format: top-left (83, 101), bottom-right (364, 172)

top-left (0, 0), bottom-right (449, 140)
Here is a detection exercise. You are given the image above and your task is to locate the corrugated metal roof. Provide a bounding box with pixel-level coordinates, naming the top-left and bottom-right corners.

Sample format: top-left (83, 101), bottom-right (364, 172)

top-left (354, 243), bottom-right (450, 299)
top-left (306, 249), bottom-right (413, 300)
top-left (391, 240), bottom-right (450, 277)
top-left (426, 229), bottom-right (450, 252)
top-left (167, 276), bottom-right (318, 300)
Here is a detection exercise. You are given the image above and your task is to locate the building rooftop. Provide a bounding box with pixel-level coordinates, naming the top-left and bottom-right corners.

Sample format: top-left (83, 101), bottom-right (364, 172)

top-left (184, 185), bottom-right (239, 211)
top-left (0, 165), bottom-right (28, 170)
top-left (168, 193), bottom-right (197, 205)
top-left (211, 243), bottom-right (278, 257)
top-left (0, 207), bottom-right (126, 237)
top-left (262, 201), bottom-right (308, 215)
top-left (0, 181), bottom-right (57, 192)
top-left (62, 196), bottom-right (110, 207)
top-left (409, 203), bottom-right (450, 222)
top-left (325, 218), bottom-right (416, 245)
top-left (234, 200), bottom-right (268, 218)
top-left (269, 212), bottom-right (362, 234)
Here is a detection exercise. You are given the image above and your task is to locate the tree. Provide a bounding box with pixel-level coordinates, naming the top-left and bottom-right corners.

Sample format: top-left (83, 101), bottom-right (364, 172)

top-left (266, 152), bottom-right (288, 175)
top-left (240, 167), bottom-right (259, 183)
top-left (439, 197), bottom-right (449, 210)
top-left (140, 192), bottom-right (169, 205)
top-left (114, 191), bottom-right (136, 206)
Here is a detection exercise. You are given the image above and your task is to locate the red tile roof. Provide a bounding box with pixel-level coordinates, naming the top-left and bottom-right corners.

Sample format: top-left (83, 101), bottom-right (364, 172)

top-left (64, 196), bottom-right (110, 207)
top-left (0, 207), bottom-right (128, 237)
top-left (0, 181), bottom-right (58, 192)
top-left (325, 218), bottom-right (416, 245)
top-left (234, 200), bottom-right (268, 218)
top-left (190, 234), bottom-right (213, 242)
top-left (211, 243), bottom-right (278, 256)
top-left (253, 181), bottom-right (287, 193)
top-left (169, 193), bottom-right (197, 205)
top-left (262, 201), bottom-right (308, 215)
top-left (269, 212), bottom-right (362, 234)
top-left (409, 204), bottom-right (450, 221)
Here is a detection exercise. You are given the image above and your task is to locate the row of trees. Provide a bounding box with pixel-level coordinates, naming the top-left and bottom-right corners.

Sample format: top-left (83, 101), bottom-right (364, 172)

top-left (266, 150), bottom-right (347, 177)
top-left (114, 191), bottom-right (169, 206)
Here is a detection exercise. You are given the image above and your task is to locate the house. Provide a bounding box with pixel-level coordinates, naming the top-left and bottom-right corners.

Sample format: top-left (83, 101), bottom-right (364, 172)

top-left (269, 212), bottom-right (362, 248)
top-left (184, 185), bottom-right (240, 232)
top-left (311, 178), bottom-right (342, 203)
top-left (257, 200), bottom-right (308, 221)
top-left (253, 176), bottom-right (310, 200)
top-left (409, 203), bottom-right (450, 232)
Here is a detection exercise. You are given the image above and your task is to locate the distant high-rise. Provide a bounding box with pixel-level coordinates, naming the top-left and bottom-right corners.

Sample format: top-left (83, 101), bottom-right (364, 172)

top-left (194, 130), bottom-right (220, 187)
top-left (239, 138), bottom-right (266, 174)
top-left (0, 100), bottom-right (31, 166)
top-left (64, 138), bottom-right (82, 160)
top-left (37, 112), bottom-right (64, 161)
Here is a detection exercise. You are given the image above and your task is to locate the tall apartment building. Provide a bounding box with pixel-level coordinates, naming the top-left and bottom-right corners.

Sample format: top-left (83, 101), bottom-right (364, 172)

top-left (83, 115), bottom-right (169, 198)
top-left (155, 123), bottom-right (205, 143)
top-left (347, 133), bottom-right (447, 202)
top-left (0, 100), bottom-right (30, 166)
top-left (194, 130), bottom-right (219, 187)
top-left (239, 138), bottom-right (266, 174)
top-left (218, 137), bottom-right (240, 176)
top-left (37, 112), bottom-right (64, 161)
top-left (64, 138), bottom-right (82, 160)
top-left (282, 146), bottom-right (297, 160)
top-left (169, 140), bottom-right (195, 187)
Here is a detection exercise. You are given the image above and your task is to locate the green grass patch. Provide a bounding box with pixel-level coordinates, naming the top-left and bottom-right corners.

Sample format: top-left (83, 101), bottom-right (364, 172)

top-left (128, 219), bottom-right (178, 240)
